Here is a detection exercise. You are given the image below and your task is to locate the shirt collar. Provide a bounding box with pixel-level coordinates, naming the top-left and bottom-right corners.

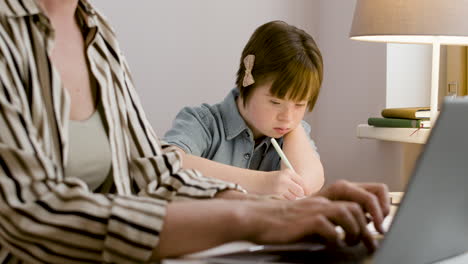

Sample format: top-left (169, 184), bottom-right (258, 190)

top-left (2, 0), bottom-right (97, 22)
top-left (76, 0), bottom-right (98, 29)
top-left (219, 88), bottom-right (251, 140)
top-left (1, 0), bottom-right (41, 17)
top-left (255, 136), bottom-right (275, 156)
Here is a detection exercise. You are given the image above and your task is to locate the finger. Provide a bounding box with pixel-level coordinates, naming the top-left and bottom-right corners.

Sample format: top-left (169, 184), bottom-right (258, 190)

top-left (288, 181), bottom-right (305, 198)
top-left (331, 182), bottom-right (385, 234)
top-left (358, 220), bottom-right (378, 252)
top-left (358, 183), bottom-right (390, 217)
top-left (347, 202), bottom-right (376, 251)
top-left (281, 168), bottom-right (306, 196)
top-left (289, 172), bottom-right (306, 190)
top-left (309, 216), bottom-right (340, 246)
top-left (326, 202), bottom-right (361, 246)
top-left (307, 196), bottom-right (331, 203)
top-left (283, 192), bottom-right (297, 201)
top-left (353, 189), bottom-right (385, 234)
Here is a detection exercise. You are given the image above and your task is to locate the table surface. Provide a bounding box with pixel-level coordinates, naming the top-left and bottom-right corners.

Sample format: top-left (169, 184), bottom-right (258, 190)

top-left (163, 241), bottom-right (468, 264)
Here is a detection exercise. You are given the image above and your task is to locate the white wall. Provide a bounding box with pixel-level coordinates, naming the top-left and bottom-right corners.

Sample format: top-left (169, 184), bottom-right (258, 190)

top-left (309, 0), bottom-right (402, 190)
top-left (92, 0), bottom-right (319, 136)
top-left (93, 0), bottom-right (404, 190)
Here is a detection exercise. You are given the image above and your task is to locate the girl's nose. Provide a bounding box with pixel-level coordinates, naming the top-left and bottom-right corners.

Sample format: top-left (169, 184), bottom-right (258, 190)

top-left (277, 107), bottom-right (293, 122)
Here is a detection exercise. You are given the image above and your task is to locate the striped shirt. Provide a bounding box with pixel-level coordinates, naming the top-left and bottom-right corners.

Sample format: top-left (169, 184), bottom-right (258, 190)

top-left (0, 0), bottom-right (242, 263)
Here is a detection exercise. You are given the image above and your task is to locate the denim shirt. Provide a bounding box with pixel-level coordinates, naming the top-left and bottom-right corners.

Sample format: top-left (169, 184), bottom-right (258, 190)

top-left (164, 88), bottom-right (319, 171)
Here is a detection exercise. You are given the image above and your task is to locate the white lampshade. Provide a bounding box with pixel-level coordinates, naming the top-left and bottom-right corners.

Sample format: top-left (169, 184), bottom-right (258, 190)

top-left (350, 0), bottom-right (468, 45)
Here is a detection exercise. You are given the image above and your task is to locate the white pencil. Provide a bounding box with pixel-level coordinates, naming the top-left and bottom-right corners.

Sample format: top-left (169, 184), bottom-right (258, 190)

top-left (270, 138), bottom-right (296, 173)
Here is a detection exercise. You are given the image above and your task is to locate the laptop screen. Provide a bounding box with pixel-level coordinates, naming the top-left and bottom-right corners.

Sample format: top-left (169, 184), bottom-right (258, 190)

top-left (373, 98), bottom-right (468, 263)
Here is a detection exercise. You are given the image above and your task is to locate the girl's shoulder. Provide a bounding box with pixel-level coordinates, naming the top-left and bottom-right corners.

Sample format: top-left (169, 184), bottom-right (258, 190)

top-left (179, 103), bottom-right (218, 118)
top-left (176, 103), bottom-right (225, 129)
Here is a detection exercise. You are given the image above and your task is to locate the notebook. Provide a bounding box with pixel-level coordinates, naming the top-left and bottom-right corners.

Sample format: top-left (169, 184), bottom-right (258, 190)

top-left (204, 97), bottom-right (468, 264)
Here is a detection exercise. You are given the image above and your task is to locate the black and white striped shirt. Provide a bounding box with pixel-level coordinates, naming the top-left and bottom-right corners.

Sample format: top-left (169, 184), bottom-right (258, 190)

top-left (0, 0), bottom-right (242, 263)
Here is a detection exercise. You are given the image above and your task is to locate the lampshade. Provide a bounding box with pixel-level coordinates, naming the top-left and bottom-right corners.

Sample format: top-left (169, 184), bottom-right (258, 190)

top-left (350, 0), bottom-right (468, 45)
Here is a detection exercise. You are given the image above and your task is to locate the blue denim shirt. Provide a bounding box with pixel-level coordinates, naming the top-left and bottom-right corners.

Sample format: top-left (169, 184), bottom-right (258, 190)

top-left (164, 88), bottom-right (319, 171)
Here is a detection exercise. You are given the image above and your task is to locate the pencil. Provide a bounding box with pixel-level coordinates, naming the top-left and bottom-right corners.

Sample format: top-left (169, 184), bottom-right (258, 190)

top-left (270, 138), bottom-right (296, 173)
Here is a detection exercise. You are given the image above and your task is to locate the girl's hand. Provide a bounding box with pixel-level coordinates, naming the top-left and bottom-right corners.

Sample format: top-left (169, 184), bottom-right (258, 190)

top-left (259, 168), bottom-right (307, 200)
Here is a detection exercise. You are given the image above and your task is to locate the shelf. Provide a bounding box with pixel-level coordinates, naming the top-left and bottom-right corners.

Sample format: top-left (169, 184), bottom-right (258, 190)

top-left (356, 124), bottom-right (431, 144)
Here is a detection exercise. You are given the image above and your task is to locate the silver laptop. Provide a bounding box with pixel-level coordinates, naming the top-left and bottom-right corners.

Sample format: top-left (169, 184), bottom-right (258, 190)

top-left (372, 97), bottom-right (468, 263)
top-left (206, 98), bottom-right (468, 264)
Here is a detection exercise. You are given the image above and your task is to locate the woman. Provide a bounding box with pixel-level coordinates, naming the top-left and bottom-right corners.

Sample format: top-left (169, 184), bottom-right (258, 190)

top-left (0, 0), bottom-right (389, 262)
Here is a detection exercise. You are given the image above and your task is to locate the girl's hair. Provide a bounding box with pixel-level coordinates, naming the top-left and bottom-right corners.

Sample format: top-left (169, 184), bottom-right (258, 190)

top-left (235, 21), bottom-right (323, 112)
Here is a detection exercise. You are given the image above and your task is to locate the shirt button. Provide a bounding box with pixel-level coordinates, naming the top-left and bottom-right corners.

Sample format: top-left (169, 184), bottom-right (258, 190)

top-left (244, 153), bottom-right (251, 160)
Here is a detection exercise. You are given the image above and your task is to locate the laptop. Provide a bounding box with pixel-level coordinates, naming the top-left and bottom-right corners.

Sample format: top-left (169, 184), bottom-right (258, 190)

top-left (205, 98), bottom-right (468, 264)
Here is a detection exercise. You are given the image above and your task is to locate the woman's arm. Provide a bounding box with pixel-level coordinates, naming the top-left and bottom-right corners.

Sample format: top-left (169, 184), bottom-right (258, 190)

top-left (173, 146), bottom-right (306, 199)
top-left (153, 199), bottom-right (249, 258)
top-left (282, 123), bottom-right (325, 195)
top-left (0, 92), bottom-right (165, 263)
top-left (152, 180), bottom-right (390, 259)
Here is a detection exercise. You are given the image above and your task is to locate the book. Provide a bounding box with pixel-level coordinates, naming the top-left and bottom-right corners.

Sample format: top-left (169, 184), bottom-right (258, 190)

top-left (368, 117), bottom-right (431, 128)
top-left (381, 107), bottom-right (430, 119)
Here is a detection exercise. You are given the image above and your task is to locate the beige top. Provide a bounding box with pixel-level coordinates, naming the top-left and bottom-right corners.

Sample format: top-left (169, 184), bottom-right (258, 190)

top-left (66, 104), bottom-right (112, 191)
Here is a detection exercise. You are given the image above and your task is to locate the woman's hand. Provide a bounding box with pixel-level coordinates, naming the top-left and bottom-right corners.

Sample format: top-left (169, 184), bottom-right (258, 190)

top-left (245, 196), bottom-right (377, 251)
top-left (318, 180), bottom-right (390, 234)
top-left (154, 180), bottom-right (389, 259)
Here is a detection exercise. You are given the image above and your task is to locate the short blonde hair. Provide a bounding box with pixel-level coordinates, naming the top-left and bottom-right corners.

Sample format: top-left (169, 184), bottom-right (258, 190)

top-left (235, 21), bottom-right (323, 112)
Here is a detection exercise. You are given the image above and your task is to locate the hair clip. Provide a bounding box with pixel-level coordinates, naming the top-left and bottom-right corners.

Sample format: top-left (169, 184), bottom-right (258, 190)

top-left (242, 54), bottom-right (255, 87)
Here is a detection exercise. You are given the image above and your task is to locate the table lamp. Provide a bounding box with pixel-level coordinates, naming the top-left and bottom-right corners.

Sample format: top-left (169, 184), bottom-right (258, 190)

top-left (349, 0), bottom-right (468, 125)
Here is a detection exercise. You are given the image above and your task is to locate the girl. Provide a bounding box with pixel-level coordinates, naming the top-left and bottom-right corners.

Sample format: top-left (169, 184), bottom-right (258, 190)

top-left (164, 21), bottom-right (324, 200)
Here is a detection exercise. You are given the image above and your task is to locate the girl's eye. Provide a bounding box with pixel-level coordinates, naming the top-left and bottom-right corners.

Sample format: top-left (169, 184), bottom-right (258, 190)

top-left (296, 103), bottom-right (306, 107)
top-left (270, 100), bottom-right (280, 105)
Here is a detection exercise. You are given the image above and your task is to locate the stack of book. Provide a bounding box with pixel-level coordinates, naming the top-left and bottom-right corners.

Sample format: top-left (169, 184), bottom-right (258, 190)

top-left (368, 107), bottom-right (431, 128)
